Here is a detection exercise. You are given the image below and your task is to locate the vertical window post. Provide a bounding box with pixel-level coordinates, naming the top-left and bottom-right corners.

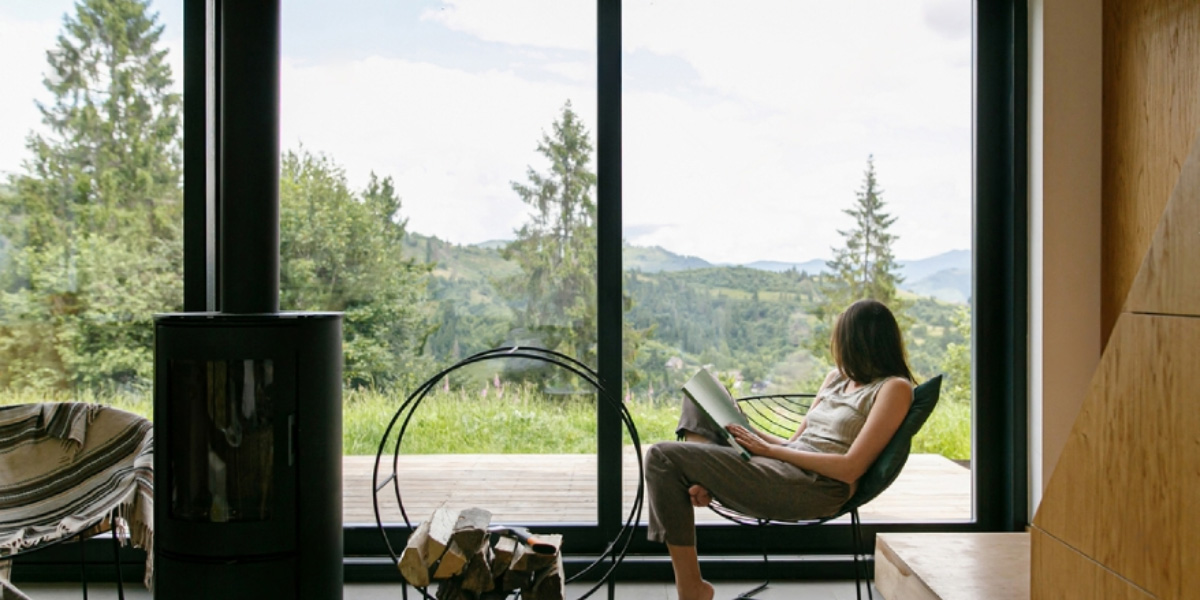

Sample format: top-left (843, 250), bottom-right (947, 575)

top-left (597, 0), bottom-right (624, 536)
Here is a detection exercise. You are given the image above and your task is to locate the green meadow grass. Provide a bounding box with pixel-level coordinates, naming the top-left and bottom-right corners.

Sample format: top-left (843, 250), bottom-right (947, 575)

top-left (0, 387), bottom-right (970, 460)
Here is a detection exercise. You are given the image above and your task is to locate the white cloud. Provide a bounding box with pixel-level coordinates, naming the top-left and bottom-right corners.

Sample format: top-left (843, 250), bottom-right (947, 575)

top-left (421, 0), bottom-right (595, 52)
top-left (411, 0), bottom-right (973, 261)
top-left (280, 55), bottom-right (596, 245)
top-left (0, 7), bottom-right (185, 181)
top-left (540, 61), bottom-right (593, 84)
top-left (0, 15), bottom-right (58, 180)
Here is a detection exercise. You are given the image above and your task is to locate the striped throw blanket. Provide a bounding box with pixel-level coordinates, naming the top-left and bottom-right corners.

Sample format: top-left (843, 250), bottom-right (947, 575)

top-left (0, 403), bottom-right (154, 592)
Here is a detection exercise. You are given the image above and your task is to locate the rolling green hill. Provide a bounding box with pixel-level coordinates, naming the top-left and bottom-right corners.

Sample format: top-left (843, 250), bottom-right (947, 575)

top-left (405, 234), bottom-right (966, 396)
top-left (624, 244), bottom-right (712, 272)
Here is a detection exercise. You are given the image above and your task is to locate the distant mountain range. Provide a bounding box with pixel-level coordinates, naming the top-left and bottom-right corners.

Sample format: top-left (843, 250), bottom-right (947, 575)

top-left (415, 234), bottom-right (970, 304)
top-left (623, 245), bottom-right (971, 304)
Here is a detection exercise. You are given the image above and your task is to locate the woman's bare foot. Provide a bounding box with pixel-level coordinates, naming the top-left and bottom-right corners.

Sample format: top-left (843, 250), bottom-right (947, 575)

top-left (688, 484), bottom-right (712, 508)
top-left (685, 580), bottom-right (715, 600)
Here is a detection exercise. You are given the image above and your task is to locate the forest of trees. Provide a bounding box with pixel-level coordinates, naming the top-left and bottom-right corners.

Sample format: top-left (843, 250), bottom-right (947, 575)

top-left (0, 0), bottom-right (972, 408)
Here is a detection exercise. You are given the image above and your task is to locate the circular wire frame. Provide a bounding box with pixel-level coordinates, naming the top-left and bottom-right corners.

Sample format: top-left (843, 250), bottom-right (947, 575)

top-left (371, 346), bottom-right (644, 600)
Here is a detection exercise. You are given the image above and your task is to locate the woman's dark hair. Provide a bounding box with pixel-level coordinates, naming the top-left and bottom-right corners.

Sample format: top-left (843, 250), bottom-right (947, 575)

top-left (830, 299), bottom-right (915, 384)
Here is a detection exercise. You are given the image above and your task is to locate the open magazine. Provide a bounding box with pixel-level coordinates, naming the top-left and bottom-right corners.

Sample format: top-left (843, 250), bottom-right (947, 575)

top-left (681, 368), bottom-right (752, 461)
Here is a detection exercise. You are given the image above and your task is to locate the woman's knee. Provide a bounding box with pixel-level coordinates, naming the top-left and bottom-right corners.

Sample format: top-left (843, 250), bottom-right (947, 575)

top-left (645, 442), bottom-right (684, 480)
top-left (645, 442), bottom-right (670, 470)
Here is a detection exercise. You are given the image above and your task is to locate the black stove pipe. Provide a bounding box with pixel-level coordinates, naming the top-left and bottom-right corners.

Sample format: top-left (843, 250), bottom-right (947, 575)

top-left (219, 0), bottom-right (280, 314)
top-left (156, 2), bottom-right (341, 598)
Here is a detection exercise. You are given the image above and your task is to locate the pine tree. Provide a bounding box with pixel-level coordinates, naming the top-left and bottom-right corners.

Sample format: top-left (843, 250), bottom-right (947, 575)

top-left (0, 0), bottom-right (182, 390)
top-left (500, 102), bottom-right (599, 365)
top-left (810, 156), bottom-right (906, 361)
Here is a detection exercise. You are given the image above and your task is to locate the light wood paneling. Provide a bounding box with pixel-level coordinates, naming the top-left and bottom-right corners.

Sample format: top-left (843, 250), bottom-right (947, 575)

top-left (875, 533), bottom-right (1028, 600)
top-left (1031, 528), bottom-right (1153, 600)
top-left (1178, 343), bottom-right (1200, 599)
top-left (1033, 313), bottom-right (1200, 596)
top-left (1101, 0), bottom-right (1200, 343)
top-left (1125, 133), bottom-right (1200, 317)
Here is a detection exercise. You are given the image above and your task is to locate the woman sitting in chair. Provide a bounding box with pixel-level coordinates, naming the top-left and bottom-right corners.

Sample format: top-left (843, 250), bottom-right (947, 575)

top-left (645, 298), bottom-right (915, 600)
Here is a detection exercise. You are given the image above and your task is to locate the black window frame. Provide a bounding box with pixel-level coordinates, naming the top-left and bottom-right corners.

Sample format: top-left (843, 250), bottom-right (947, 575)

top-left (178, 0), bottom-right (1028, 583)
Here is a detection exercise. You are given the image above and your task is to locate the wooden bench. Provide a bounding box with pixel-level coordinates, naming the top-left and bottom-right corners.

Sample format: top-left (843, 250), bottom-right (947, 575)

top-left (874, 532), bottom-right (1030, 600)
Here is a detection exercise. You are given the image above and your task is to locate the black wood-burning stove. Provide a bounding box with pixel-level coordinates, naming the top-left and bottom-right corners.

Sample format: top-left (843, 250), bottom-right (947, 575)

top-left (154, 1), bottom-right (343, 597)
top-left (154, 313), bottom-right (342, 598)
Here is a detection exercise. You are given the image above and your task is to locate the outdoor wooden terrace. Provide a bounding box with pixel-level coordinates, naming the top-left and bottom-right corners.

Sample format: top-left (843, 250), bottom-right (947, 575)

top-left (343, 449), bottom-right (971, 526)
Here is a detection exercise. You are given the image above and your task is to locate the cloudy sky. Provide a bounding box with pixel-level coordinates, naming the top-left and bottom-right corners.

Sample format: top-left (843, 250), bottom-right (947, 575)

top-left (1, 0), bottom-right (972, 265)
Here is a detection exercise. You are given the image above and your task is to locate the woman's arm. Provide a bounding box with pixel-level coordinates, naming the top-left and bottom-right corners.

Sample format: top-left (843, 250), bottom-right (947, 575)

top-left (727, 377), bottom-right (913, 484)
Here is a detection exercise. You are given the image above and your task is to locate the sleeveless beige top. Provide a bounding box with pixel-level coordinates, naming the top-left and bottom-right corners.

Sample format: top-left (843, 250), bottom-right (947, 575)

top-left (790, 370), bottom-right (899, 455)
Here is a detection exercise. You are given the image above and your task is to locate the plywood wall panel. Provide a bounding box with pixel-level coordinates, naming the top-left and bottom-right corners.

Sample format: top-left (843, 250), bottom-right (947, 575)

top-left (1031, 528), bottom-right (1154, 600)
top-left (1033, 313), bottom-right (1200, 596)
top-left (1177, 354), bottom-right (1200, 600)
top-left (1125, 133), bottom-right (1200, 317)
top-left (1101, 0), bottom-right (1200, 343)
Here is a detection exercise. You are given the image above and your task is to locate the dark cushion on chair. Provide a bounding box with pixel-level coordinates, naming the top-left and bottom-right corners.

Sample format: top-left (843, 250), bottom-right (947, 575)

top-left (844, 375), bottom-right (943, 510)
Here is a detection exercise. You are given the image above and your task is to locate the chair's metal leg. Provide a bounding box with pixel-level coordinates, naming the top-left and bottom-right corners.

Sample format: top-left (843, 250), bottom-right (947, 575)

top-left (735, 581), bottom-right (769, 600)
top-left (111, 524), bottom-right (125, 600)
top-left (734, 519), bottom-right (771, 600)
top-left (860, 512), bottom-right (873, 600)
top-left (849, 511), bottom-right (859, 600)
top-left (849, 509), bottom-right (873, 600)
top-left (78, 532), bottom-right (88, 600)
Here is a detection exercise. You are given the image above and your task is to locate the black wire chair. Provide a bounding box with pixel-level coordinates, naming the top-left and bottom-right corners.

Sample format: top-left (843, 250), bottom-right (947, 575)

top-left (0, 403), bottom-right (152, 600)
top-left (707, 375), bottom-right (943, 600)
top-left (1, 526), bottom-right (128, 600)
top-left (371, 346), bottom-right (645, 600)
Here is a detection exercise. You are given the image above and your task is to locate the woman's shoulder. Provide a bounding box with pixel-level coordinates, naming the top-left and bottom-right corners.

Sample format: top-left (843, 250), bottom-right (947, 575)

top-left (818, 368), bottom-right (843, 392)
top-left (877, 374), bottom-right (913, 387)
top-left (875, 376), bottom-right (914, 402)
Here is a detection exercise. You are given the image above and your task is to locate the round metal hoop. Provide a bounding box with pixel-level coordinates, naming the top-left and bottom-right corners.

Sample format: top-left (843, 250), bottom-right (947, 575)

top-left (371, 346), bottom-right (644, 599)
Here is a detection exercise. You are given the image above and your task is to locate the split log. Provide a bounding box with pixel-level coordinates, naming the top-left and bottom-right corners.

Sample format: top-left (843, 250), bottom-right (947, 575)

top-left (397, 519), bottom-right (434, 587)
top-left (490, 535), bottom-right (520, 579)
top-left (450, 507), bottom-right (492, 551)
top-left (497, 541), bottom-right (532, 593)
top-left (434, 576), bottom-right (467, 600)
top-left (432, 506), bottom-right (494, 579)
top-left (431, 540), bottom-right (470, 580)
top-left (499, 566), bottom-right (532, 593)
top-left (522, 534), bottom-right (562, 573)
top-left (399, 507), bottom-right (470, 585)
top-left (524, 551), bottom-right (566, 600)
top-left (460, 535), bottom-right (495, 594)
top-left (405, 507), bottom-right (561, 599)
top-left (508, 540), bottom-right (533, 573)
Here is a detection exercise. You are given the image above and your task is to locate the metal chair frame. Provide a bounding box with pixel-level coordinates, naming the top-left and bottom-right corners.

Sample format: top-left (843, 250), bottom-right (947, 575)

top-left (707, 376), bottom-right (944, 600)
top-left (2, 520), bottom-right (127, 600)
top-left (0, 402), bottom-right (148, 600)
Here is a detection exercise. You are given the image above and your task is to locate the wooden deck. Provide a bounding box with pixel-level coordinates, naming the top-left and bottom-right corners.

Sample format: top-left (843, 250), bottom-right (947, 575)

top-left (343, 449), bottom-right (971, 526)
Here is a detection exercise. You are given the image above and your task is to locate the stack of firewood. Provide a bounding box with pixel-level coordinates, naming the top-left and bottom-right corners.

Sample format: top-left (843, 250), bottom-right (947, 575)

top-left (398, 507), bottom-right (565, 600)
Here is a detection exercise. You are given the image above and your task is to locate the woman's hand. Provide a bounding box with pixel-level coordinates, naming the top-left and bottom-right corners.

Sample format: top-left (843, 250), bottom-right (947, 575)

top-left (688, 484), bottom-right (712, 508)
top-left (727, 424), bottom-right (776, 458)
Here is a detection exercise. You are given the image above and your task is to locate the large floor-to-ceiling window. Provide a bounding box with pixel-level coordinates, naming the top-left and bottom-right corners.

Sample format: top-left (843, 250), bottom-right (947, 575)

top-left (621, 0), bottom-right (974, 526)
top-left (0, 0), bottom-right (1026, 581)
top-left (275, 0), bottom-right (607, 531)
